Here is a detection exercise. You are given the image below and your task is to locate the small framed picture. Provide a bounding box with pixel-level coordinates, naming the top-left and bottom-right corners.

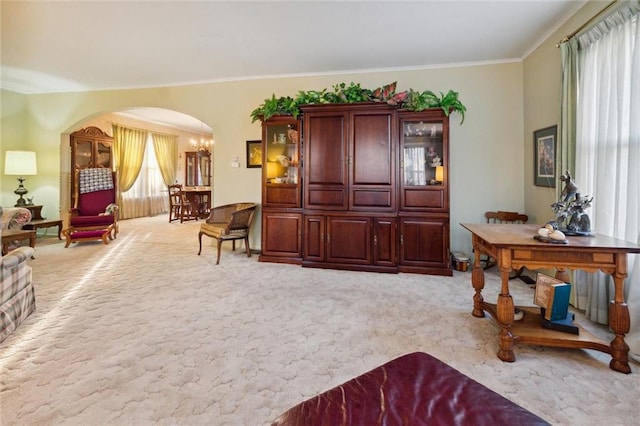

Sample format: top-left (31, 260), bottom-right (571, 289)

top-left (246, 140), bottom-right (262, 168)
top-left (534, 125), bottom-right (557, 187)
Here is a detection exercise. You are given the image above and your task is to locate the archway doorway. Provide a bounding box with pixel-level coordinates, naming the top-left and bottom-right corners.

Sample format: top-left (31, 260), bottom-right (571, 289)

top-left (62, 107), bottom-right (213, 222)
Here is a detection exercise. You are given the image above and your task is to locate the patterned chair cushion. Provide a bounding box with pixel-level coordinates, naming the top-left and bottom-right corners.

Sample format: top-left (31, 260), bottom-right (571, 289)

top-left (79, 168), bottom-right (114, 194)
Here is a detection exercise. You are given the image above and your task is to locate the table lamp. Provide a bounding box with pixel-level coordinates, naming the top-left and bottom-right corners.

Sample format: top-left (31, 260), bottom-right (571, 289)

top-left (266, 161), bottom-right (281, 183)
top-left (435, 166), bottom-right (444, 184)
top-left (4, 150), bottom-right (38, 207)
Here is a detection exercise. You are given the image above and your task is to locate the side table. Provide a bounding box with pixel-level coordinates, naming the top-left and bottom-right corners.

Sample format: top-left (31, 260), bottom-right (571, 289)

top-left (2, 229), bottom-right (36, 257)
top-left (24, 205), bottom-right (44, 220)
top-left (23, 219), bottom-right (63, 240)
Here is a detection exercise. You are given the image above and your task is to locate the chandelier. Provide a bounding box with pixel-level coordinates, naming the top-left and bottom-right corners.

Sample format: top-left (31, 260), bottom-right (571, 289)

top-left (191, 136), bottom-right (212, 156)
top-left (191, 122), bottom-right (213, 156)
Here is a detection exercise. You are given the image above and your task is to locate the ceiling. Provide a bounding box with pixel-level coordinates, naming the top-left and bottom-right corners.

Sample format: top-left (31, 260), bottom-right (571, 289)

top-left (1, 0), bottom-right (588, 132)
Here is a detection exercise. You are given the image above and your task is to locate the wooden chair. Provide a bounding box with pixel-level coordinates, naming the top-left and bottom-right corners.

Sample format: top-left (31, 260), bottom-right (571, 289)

top-left (168, 184), bottom-right (197, 223)
top-left (197, 203), bottom-right (257, 265)
top-left (482, 211), bottom-right (534, 283)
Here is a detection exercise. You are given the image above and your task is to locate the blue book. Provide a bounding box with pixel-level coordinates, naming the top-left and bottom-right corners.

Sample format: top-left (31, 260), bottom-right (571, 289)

top-left (545, 283), bottom-right (571, 321)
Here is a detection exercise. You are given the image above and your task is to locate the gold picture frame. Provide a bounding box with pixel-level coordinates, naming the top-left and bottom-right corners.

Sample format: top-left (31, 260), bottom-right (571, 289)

top-left (246, 140), bottom-right (262, 168)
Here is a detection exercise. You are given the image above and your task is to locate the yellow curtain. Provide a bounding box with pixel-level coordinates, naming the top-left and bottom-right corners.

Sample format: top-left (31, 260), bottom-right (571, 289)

top-left (112, 124), bottom-right (147, 208)
top-left (151, 132), bottom-right (178, 186)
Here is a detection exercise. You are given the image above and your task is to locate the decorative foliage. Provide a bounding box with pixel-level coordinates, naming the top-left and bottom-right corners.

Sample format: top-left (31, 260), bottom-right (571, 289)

top-left (251, 81), bottom-right (467, 123)
top-left (333, 82), bottom-right (373, 103)
top-left (250, 94), bottom-right (300, 123)
top-left (438, 89), bottom-right (467, 124)
top-left (294, 88), bottom-right (337, 105)
top-left (402, 89), bottom-right (441, 112)
top-left (371, 81), bottom-right (408, 106)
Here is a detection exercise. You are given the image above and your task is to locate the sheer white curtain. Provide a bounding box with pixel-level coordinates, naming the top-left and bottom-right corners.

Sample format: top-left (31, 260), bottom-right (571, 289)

top-left (573, 3), bottom-right (640, 360)
top-left (120, 133), bottom-right (169, 219)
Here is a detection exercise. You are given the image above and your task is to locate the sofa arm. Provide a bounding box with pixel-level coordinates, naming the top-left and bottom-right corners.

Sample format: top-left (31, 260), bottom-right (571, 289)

top-left (1, 207), bottom-right (32, 230)
top-left (1, 247), bottom-right (35, 269)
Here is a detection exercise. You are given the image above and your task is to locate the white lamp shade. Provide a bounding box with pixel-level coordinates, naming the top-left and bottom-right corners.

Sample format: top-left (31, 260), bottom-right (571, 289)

top-left (4, 151), bottom-right (38, 175)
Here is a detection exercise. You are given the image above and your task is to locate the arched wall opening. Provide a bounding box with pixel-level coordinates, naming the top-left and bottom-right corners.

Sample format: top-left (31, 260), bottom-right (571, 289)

top-left (59, 107), bottom-right (214, 225)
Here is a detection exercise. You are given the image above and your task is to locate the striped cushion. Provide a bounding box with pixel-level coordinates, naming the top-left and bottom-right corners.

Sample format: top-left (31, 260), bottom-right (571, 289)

top-left (1, 246), bottom-right (35, 343)
top-left (1, 247), bottom-right (33, 305)
top-left (0, 284), bottom-right (36, 343)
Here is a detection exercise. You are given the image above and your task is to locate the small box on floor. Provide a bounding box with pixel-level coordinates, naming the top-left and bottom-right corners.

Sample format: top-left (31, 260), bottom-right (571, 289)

top-left (451, 251), bottom-right (470, 272)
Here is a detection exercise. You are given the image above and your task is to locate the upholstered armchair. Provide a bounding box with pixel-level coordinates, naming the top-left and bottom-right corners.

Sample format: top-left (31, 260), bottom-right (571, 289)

top-left (63, 168), bottom-right (119, 247)
top-left (197, 203), bottom-right (257, 264)
top-left (1, 206), bottom-right (33, 253)
top-left (1, 246), bottom-right (36, 343)
top-left (1, 207), bottom-right (32, 231)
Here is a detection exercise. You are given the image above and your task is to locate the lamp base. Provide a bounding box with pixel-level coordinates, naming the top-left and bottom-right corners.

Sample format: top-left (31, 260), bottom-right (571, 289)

top-left (14, 177), bottom-right (29, 207)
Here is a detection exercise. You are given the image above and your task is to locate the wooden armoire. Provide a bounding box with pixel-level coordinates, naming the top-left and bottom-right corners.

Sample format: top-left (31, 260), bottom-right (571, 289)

top-left (258, 104), bottom-right (451, 276)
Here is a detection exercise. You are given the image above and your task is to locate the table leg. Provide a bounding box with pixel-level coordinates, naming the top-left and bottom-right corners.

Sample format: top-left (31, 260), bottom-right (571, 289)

top-left (28, 232), bottom-right (36, 258)
top-left (471, 244), bottom-right (485, 318)
top-left (609, 260), bottom-right (631, 373)
top-left (496, 267), bottom-right (515, 362)
top-left (56, 222), bottom-right (63, 240)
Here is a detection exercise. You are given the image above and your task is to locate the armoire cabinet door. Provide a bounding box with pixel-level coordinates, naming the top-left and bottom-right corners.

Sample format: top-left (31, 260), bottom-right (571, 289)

top-left (304, 112), bottom-right (348, 210)
top-left (262, 117), bottom-right (301, 208)
top-left (399, 216), bottom-right (449, 268)
top-left (326, 216), bottom-right (372, 265)
top-left (304, 215), bottom-right (326, 261)
top-left (399, 112), bottom-right (449, 212)
top-left (373, 217), bottom-right (397, 267)
top-left (261, 211), bottom-right (302, 259)
top-left (350, 109), bottom-right (395, 211)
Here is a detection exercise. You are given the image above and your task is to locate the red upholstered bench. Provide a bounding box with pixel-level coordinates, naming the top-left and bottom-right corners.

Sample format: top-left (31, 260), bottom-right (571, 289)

top-left (272, 352), bottom-right (549, 426)
top-left (63, 228), bottom-right (111, 247)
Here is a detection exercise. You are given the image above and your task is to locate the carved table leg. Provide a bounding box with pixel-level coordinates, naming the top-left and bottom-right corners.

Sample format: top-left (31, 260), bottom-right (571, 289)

top-left (496, 267), bottom-right (515, 362)
top-left (471, 243), bottom-right (485, 318)
top-left (555, 267), bottom-right (571, 283)
top-left (609, 264), bottom-right (631, 373)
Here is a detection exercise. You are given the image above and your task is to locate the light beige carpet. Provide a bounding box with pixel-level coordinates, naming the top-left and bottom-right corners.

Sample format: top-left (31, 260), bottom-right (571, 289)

top-left (1, 215), bottom-right (637, 425)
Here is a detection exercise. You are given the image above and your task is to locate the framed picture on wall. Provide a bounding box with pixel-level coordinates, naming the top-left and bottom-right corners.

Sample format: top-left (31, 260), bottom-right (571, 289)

top-left (246, 140), bottom-right (262, 168)
top-left (534, 125), bottom-right (557, 187)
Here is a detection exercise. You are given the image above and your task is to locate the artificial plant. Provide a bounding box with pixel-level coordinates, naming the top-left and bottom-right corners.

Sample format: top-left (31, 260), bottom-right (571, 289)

top-left (251, 82), bottom-right (467, 124)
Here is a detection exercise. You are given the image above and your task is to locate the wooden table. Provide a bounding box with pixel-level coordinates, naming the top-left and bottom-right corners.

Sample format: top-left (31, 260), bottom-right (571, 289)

top-left (2, 229), bottom-right (36, 256)
top-left (183, 187), bottom-right (211, 218)
top-left (461, 223), bottom-right (640, 374)
top-left (23, 219), bottom-right (63, 239)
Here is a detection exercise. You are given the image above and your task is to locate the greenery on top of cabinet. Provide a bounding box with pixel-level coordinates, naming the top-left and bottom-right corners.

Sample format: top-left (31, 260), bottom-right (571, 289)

top-left (250, 82), bottom-right (466, 124)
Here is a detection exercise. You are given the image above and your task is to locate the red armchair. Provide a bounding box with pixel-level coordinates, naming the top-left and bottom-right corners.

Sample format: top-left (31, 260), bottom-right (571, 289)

top-left (63, 168), bottom-right (119, 247)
